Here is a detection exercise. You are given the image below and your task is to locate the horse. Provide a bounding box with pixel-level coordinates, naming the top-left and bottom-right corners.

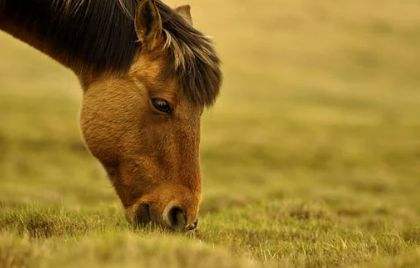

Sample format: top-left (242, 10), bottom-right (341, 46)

top-left (0, 0), bottom-right (222, 231)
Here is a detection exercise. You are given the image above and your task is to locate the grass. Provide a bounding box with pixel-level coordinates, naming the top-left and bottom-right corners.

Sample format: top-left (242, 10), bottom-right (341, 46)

top-left (1, 0), bottom-right (420, 267)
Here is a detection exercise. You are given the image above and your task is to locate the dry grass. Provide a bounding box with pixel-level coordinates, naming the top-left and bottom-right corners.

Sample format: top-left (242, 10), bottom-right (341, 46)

top-left (0, 0), bottom-right (419, 267)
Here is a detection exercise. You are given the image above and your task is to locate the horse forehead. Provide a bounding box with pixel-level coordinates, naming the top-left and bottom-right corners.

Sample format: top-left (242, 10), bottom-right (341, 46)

top-left (129, 54), bottom-right (163, 81)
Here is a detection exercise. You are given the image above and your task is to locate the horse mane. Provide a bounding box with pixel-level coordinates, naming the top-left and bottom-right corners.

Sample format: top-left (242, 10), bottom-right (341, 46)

top-left (155, 1), bottom-right (222, 106)
top-left (0, 0), bottom-right (221, 106)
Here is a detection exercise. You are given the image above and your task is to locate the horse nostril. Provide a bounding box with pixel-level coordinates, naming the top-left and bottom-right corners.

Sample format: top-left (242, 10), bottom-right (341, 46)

top-left (165, 206), bottom-right (187, 230)
top-left (135, 203), bottom-right (151, 226)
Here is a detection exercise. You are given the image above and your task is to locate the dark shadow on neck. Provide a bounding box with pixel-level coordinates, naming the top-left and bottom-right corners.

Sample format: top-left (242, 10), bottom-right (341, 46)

top-left (0, 0), bottom-right (139, 75)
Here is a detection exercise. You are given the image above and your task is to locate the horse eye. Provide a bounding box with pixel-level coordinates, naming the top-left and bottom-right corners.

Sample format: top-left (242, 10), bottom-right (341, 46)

top-left (151, 98), bottom-right (173, 114)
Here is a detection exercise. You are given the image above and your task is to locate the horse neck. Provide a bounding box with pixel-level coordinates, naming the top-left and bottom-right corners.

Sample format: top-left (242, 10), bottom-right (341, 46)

top-left (0, 1), bottom-right (75, 72)
top-left (0, 0), bottom-right (139, 78)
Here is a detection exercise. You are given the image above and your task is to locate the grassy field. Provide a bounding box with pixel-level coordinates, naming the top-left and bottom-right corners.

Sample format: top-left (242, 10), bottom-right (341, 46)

top-left (1, 0), bottom-right (420, 267)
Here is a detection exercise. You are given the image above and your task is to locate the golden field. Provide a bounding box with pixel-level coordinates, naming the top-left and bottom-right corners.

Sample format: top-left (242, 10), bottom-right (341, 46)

top-left (0, 0), bottom-right (419, 266)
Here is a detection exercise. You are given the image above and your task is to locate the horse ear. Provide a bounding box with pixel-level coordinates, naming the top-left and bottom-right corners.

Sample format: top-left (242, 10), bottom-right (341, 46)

top-left (175, 5), bottom-right (193, 25)
top-left (135, 0), bottom-right (163, 50)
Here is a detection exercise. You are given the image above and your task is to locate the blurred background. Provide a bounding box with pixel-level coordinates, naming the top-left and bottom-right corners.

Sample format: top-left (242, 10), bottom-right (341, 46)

top-left (0, 0), bottom-right (419, 266)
